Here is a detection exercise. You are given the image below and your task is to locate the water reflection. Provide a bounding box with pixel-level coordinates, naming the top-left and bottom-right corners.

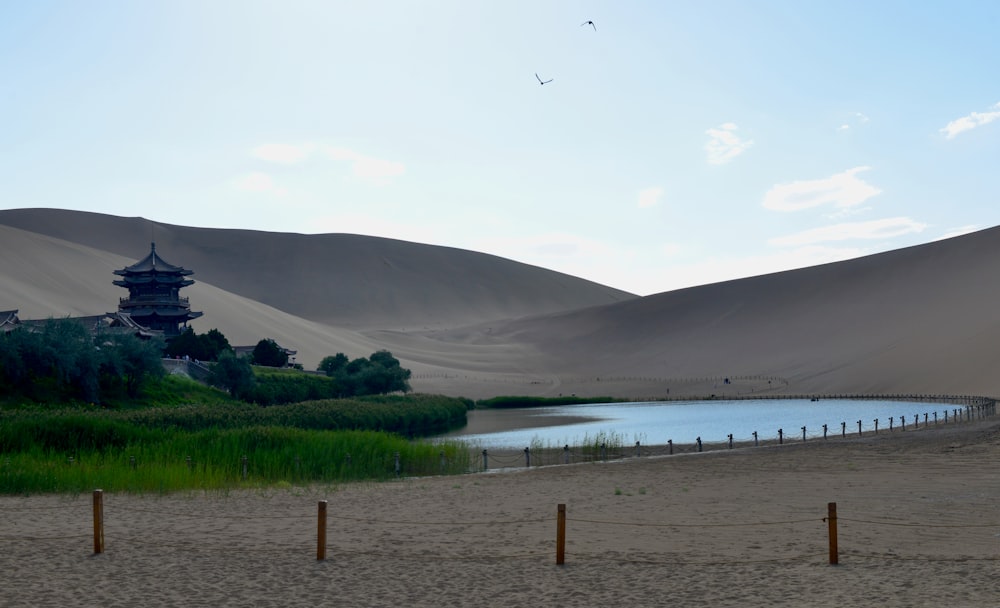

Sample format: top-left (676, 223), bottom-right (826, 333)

top-left (437, 399), bottom-right (965, 449)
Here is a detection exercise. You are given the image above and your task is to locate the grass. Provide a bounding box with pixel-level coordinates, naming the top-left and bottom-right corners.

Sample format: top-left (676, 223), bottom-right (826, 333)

top-left (0, 428), bottom-right (472, 494)
top-left (0, 381), bottom-right (475, 494)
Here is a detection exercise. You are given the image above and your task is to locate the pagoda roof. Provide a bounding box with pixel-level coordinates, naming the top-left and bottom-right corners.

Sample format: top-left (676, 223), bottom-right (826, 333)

top-left (114, 243), bottom-right (193, 276)
top-left (0, 309), bottom-right (20, 332)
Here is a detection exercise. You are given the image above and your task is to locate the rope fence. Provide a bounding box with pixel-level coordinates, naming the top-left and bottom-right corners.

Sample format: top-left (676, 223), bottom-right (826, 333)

top-left (3, 492), bottom-right (998, 566)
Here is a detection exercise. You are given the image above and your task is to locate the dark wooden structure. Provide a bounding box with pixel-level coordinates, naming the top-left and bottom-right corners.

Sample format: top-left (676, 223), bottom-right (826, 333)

top-left (114, 243), bottom-right (202, 337)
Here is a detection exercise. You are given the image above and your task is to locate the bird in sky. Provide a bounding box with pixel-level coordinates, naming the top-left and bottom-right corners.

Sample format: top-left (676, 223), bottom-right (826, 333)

top-left (581, 20), bottom-right (596, 31)
top-left (535, 73), bottom-right (553, 85)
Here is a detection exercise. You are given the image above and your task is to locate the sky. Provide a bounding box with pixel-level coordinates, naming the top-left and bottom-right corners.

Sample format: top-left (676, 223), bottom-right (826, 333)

top-left (2, 1), bottom-right (999, 296)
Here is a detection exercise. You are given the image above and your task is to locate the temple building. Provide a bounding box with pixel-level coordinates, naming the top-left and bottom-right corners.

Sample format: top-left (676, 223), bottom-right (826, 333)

top-left (114, 243), bottom-right (203, 337)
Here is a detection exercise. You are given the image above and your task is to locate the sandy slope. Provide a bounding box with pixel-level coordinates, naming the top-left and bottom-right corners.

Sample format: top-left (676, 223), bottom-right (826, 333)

top-left (2, 208), bottom-right (1000, 400)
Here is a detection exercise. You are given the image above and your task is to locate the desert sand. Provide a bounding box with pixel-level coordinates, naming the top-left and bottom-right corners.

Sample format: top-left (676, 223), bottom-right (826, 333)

top-left (3, 416), bottom-right (999, 607)
top-left (4, 208), bottom-right (1000, 400)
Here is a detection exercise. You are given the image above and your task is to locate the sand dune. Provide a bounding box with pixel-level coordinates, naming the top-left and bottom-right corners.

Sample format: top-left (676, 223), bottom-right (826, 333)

top-left (2, 208), bottom-right (1000, 399)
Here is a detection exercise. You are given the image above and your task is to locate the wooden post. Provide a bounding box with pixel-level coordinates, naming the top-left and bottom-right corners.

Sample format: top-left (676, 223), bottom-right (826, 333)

top-left (563, 445), bottom-right (569, 465)
top-left (317, 500), bottom-right (327, 561)
top-left (801, 426), bottom-right (806, 442)
top-left (668, 439), bottom-right (673, 455)
top-left (827, 502), bottom-right (838, 565)
top-left (93, 489), bottom-right (105, 555)
top-left (524, 447), bottom-right (530, 468)
top-left (556, 503), bottom-right (566, 565)
top-left (482, 449), bottom-right (488, 471)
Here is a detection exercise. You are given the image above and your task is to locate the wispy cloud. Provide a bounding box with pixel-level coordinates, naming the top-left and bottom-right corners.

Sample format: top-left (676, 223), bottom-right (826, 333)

top-left (705, 123), bottom-right (753, 165)
top-left (940, 102), bottom-right (1000, 139)
top-left (763, 167), bottom-right (881, 212)
top-left (637, 186), bottom-right (664, 208)
top-left (768, 217), bottom-right (927, 247)
top-left (233, 172), bottom-right (287, 196)
top-left (323, 147), bottom-right (405, 181)
top-left (251, 143), bottom-right (316, 164)
top-left (838, 111), bottom-right (870, 131)
top-left (935, 225), bottom-right (979, 240)
top-left (250, 142), bottom-right (405, 183)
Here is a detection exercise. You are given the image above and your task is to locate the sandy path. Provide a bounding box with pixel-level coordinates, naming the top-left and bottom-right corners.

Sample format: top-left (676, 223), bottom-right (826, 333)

top-left (3, 418), bottom-right (1000, 607)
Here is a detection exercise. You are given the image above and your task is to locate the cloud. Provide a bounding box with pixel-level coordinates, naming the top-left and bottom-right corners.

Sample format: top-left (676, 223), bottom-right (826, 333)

top-left (705, 123), bottom-right (753, 165)
top-left (248, 142), bottom-right (405, 182)
top-left (233, 172), bottom-right (287, 196)
top-left (763, 167), bottom-right (881, 212)
top-left (251, 143), bottom-right (317, 164)
top-left (838, 112), bottom-right (869, 131)
top-left (935, 225), bottom-right (979, 240)
top-left (637, 186), bottom-right (664, 208)
top-left (323, 146), bottom-right (405, 181)
top-left (940, 102), bottom-right (1000, 139)
top-left (768, 217), bottom-right (928, 247)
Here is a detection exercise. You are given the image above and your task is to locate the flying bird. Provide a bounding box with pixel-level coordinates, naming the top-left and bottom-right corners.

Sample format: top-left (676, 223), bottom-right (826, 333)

top-left (535, 72), bottom-right (553, 85)
top-left (581, 20), bottom-right (596, 31)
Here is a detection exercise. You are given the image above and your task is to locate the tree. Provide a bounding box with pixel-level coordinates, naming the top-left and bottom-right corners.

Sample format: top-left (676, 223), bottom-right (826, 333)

top-left (252, 338), bottom-right (289, 367)
top-left (210, 351), bottom-right (255, 398)
top-left (164, 327), bottom-right (232, 362)
top-left (318, 353), bottom-right (349, 376)
top-left (98, 332), bottom-right (166, 398)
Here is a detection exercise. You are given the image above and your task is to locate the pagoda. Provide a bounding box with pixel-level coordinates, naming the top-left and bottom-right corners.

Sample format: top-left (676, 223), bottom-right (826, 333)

top-left (113, 243), bottom-right (203, 336)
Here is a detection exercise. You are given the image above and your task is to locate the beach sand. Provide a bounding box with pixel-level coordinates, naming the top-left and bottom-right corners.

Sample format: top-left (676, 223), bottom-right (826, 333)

top-left (4, 416), bottom-right (999, 608)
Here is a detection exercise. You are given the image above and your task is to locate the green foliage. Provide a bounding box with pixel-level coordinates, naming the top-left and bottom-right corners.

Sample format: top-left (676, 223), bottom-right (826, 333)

top-left (209, 351), bottom-right (256, 398)
top-left (164, 327), bottom-right (231, 362)
top-left (476, 395), bottom-right (624, 408)
top-left (317, 350), bottom-right (412, 397)
top-left (252, 338), bottom-right (289, 367)
top-left (0, 394), bottom-right (473, 493)
top-left (0, 319), bottom-right (165, 405)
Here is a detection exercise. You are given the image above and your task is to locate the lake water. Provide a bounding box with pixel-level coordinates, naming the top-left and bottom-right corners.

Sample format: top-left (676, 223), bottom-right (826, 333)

top-left (436, 399), bottom-right (966, 449)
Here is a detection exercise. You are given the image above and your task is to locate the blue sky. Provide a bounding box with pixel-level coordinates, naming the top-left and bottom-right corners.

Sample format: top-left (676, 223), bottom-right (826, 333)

top-left (2, 1), bottom-right (998, 295)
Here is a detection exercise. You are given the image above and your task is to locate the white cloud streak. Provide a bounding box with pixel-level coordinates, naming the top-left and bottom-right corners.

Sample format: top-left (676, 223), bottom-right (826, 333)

top-left (233, 172), bottom-right (287, 196)
top-left (940, 102), bottom-right (1000, 139)
top-left (768, 217), bottom-right (928, 247)
top-left (637, 186), bottom-right (664, 208)
top-left (705, 123), bottom-right (753, 165)
top-left (763, 167), bottom-right (881, 212)
top-left (250, 142), bottom-right (406, 182)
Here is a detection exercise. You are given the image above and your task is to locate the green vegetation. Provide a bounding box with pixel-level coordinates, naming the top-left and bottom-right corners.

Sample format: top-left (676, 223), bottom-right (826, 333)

top-left (476, 395), bottom-right (624, 408)
top-left (251, 338), bottom-right (289, 367)
top-left (0, 319), bottom-right (165, 405)
top-left (317, 350), bottom-right (412, 397)
top-left (164, 327), bottom-right (231, 362)
top-left (0, 393), bottom-right (472, 494)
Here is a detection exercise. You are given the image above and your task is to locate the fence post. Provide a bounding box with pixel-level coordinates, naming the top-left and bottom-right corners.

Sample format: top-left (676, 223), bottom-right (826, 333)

top-left (728, 434), bottom-right (733, 449)
top-left (801, 426), bottom-right (806, 442)
top-left (822, 424), bottom-right (827, 439)
top-left (696, 437), bottom-right (702, 452)
top-left (563, 445), bottom-right (569, 465)
top-left (668, 439), bottom-right (673, 455)
top-left (778, 429), bottom-right (783, 445)
top-left (556, 503), bottom-right (566, 565)
top-left (482, 449), bottom-right (488, 472)
top-left (827, 502), bottom-right (838, 565)
top-left (841, 421), bottom-right (846, 438)
top-left (93, 489), bottom-right (105, 555)
top-left (636, 441), bottom-right (641, 457)
top-left (857, 420), bottom-right (862, 436)
top-left (753, 431), bottom-right (758, 447)
top-left (524, 447), bottom-right (531, 468)
top-left (317, 500), bottom-right (327, 561)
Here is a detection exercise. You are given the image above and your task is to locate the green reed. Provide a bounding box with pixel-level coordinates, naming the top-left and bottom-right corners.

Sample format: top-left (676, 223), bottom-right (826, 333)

top-left (0, 427), bottom-right (472, 494)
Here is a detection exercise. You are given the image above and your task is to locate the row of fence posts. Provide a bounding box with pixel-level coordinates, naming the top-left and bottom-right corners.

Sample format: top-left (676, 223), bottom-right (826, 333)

top-left (481, 403), bottom-right (995, 470)
top-left (88, 490), bottom-right (844, 566)
top-left (74, 405), bottom-right (995, 477)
